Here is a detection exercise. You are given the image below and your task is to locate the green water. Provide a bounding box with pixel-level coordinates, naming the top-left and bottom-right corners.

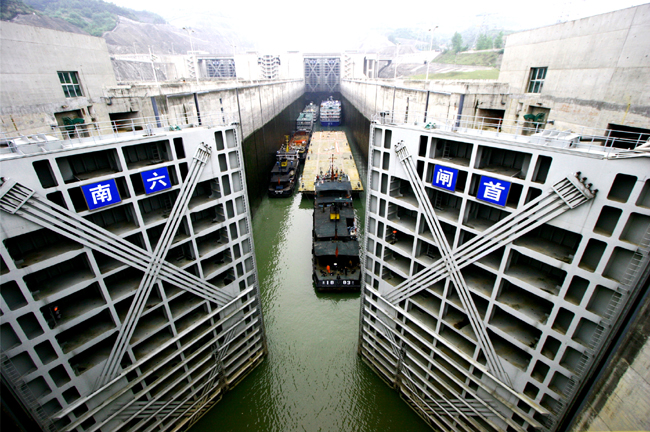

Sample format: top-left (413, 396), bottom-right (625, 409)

top-left (190, 126), bottom-right (431, 431)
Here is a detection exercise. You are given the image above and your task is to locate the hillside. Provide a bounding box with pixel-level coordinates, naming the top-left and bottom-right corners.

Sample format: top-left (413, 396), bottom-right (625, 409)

top-left (20, 0), bottom-right (165, 36)
top-left (2, 0), bottom-right (253, 55)
top-left (1, 0), bottom-right (34, 20)
top-left (434, 50), bottom-right (503, 68)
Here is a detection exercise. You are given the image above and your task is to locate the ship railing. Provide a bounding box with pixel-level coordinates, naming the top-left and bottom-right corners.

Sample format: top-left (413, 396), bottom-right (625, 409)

top-left (370, 110), bottom-right (650, 153)
top-left (0, 111), bottom-right (239, 155)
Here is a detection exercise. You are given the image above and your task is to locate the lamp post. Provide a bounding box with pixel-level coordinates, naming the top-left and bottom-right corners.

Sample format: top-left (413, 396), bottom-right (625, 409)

top-left (425, 26), bottom-right (438, 83)
top-left (230, 43), bottom-right (238, 84)
top-left (148, 46), bottom-right (159, 87)
top-left (183, 27), bottom-right (199, 85)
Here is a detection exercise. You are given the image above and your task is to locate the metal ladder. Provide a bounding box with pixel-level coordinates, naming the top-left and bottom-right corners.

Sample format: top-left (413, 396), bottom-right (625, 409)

top-left (441, 141), bottom-right (451, 159)
top-left (1, 353), bottom-right (56, 432)
top-left (376, 321), bottom-right (535, 432)
top-left (433, 190), bottom-right (444, 211)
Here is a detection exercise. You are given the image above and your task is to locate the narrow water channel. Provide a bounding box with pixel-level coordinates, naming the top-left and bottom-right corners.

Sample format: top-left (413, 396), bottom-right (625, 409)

top-left (190, 123), bottom-right (431, 431)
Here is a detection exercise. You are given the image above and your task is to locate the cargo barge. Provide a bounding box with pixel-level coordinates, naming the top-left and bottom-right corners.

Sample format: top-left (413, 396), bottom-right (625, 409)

top-left (298, 131), bottom-right (363, 195)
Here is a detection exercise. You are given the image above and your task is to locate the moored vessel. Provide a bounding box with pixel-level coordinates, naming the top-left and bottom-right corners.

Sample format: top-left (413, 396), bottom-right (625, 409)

top-left (268, 144), bottom-right (300, 197)
top-left (320, 96), bottom-right (342, 127)
top-left (311, 157), bottom-right (361, 290)
top-left (296, 112), bottom-right (315, 132)
top-left (289, 130), bottom-right (310, 160)
top-left (303, 102), bottom-right (319, 122)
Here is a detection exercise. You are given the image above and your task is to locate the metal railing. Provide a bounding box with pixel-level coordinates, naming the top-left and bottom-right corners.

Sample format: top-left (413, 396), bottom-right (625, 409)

top-left (371, 110), bottom-right (650, 154)
top-left (0, 111), bottom-right (239, 156)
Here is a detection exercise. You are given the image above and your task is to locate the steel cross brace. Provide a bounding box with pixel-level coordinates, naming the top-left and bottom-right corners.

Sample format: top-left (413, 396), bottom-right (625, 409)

top-left (97, 143), bottom-right (213, 388)
top-left (0, 181), bottom-right (233, 305)
top-left (393, 140), bottom-right (510, 386)
top-left (385, 174), bottom-right (595, 305)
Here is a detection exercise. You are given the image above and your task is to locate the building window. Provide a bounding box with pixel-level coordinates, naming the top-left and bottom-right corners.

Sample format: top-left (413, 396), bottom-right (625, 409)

top-left (58, 71), bottom-right (83, 97)
top-left (527, 67), bottom-right (547, 93)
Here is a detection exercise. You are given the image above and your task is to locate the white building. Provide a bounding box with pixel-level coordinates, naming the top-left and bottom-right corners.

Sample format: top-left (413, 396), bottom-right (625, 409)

top-left (0, 22), bottom-right (117, 136)
top-left (498, 4), bottom-right (650, 138)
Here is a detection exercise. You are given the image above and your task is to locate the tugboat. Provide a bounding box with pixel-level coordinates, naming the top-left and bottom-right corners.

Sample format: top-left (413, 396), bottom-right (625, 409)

top-left (289, 130), bottom-right (311, 160)
top-left (268, 143), bottom-right (300, 197)
top-left (312, 156), bottom-right (361, 291)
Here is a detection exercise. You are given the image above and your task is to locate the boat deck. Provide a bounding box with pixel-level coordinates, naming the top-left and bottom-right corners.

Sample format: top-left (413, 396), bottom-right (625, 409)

top-left (299, 131), bottom-right (363, 194)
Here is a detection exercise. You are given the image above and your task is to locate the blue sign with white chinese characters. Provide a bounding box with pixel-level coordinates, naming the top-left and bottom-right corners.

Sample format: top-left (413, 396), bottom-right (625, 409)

top-left (81, 179), bottom-right (121, 211)
top-left (477, 175), bottom-right (511, 207)
top-left (141, 167), bottom-right (171, 195)
top-left (432, 165), bottom-right (458, 192)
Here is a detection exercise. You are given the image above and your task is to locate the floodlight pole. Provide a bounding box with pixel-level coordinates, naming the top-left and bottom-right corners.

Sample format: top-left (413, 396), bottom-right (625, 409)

top-left (425, 26), bottom-right (438, 84)
top-left (394, 43), bottom-right (400, 80)
top-left (183, 27), bottom-right (199, 85)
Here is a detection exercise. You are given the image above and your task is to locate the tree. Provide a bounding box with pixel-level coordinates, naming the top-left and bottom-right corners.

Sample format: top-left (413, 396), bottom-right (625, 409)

top-left (451, 32), bottom-right (464, 53)
top-left (476, 34), bottom-right (494, 50)
top-left (494, 31), bottom-right (504, 49)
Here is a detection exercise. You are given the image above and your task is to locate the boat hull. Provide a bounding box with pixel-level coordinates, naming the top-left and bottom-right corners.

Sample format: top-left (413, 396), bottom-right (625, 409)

top-left (320, 121), bottom-right (341, 127)
top-left (313, 273), bottom-right (361, 291)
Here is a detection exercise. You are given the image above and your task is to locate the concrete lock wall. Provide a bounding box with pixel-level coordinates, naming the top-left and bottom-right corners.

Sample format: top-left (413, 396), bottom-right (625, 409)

top-left (341, 79), bottom-right (509, 126)
top-left (103, 80), bottom-right (304, 140)
top-left (498, 4), bottom-right (650, 132)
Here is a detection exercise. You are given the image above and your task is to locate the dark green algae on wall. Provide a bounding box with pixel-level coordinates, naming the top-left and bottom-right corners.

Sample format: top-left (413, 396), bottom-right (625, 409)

top-left (189, 94), bottom-right (431, 432)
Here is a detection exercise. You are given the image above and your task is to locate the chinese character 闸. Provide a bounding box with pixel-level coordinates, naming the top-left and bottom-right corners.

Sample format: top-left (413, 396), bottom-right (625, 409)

top-left (436, 169), bottom-right (454, 188)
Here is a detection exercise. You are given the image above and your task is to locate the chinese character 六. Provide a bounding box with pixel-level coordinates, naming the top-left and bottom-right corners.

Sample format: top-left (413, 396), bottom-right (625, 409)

top-left (483, 181), bottom-right (505, 202)
top-left (89, 183), bottom-right (112, 204)
top-left (436, 169), bottom-right (454, 188)
top-left (147, 172), bottom-right (168, 190)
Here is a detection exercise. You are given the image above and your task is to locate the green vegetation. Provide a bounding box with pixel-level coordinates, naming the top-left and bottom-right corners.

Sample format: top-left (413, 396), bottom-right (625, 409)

top-left (451, 32), bottom-right (467, 53)
top-left (19, 0), bottom-right (165, 36)
top-left (433, 50), bottom-right (501, 68)
top-left (494, 31), bottom-right (504, 49)
top-left (1, 0), bottom-right (35, 20)
top-left (476, 31), bottom-right (504, 50)
top-left (411, 69), bottom-right (500, 80)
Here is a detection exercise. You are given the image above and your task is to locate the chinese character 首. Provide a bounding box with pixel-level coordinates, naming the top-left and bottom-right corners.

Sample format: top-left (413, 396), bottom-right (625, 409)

top-left (483, 181), bottom-right (505, 202)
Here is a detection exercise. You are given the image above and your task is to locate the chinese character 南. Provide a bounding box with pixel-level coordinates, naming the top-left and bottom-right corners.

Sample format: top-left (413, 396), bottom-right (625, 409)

top-left (483, 181), bottom-right (505, 202)
top-left (147, 171), bottom-right (168, 190)
top-left (89, 183), bottom-right (113, 205)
